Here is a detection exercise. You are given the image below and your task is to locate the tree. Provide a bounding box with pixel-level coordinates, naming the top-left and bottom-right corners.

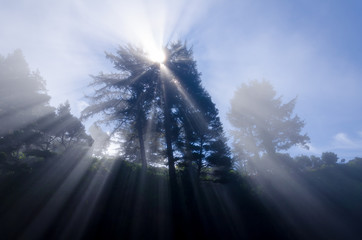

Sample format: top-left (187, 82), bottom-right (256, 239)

top-left (310, 155), bottom-right (323, 169)
top-left (52, 101), bottom-right (93, 152)
top-left (0, 50), bottom-right (53, 136)
top-left (162, 43), bottom-right (231, 180)
top-left (0, 51), bottom-right (92, 170)
top-left (295, 155), bottom-right (312, 170)
top-left (82, 45), bottom-right (159, 170)
top-left (88, 123), bottom-right (110, 157)
top-left (0, 50), bottom-right (54, 163)
top-left (82, 42), bottom-right (231, 180)
top-left (321, 152), bottom-right (338, 165)
top-left (228, 80), bottom-right (309, 170)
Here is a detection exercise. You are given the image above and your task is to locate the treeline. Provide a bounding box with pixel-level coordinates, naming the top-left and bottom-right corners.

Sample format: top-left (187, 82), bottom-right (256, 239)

top-left (239, 151), bottom-right (354, 175)
top-left (1, 47), bottom-right (358, 181)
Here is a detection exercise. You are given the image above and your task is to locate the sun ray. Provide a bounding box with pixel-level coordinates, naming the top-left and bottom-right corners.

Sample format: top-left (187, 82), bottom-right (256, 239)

top-left (158, 64), bottom-right (209, 133)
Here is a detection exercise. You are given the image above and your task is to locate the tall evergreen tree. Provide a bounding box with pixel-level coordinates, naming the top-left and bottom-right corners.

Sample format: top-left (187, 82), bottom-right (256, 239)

top-left (163, 44), bottom-right (231, 179)
top-left (82, 46), bottom-right (159, 170)
top-left (82, 42), bottom-right (231, 180)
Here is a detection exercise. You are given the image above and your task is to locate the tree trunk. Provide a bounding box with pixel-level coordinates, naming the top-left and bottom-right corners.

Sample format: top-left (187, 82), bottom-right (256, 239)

top-left (162, 80), bottom-right (183, 238)
top-left (184, 129), bottom-right (193, 172)
top-left (136, 102), bottom-right (147, 171)
top-left (161, 78), bottom-right (176, 183)
top-left (197, 137), bottom-right (204, 179)
top-left (164, 102), bottom-right (176, 183)
top-left (137, 121), bottom-right (147, 171)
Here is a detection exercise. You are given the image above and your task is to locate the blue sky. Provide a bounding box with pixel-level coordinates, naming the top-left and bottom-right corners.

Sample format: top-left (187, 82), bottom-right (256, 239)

top-left (1, 0), bottom-right (361, 159)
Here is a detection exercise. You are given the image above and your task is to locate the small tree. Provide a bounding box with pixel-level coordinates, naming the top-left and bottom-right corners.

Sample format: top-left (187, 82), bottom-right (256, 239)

top-left (228, 80), bottom-right (310, 171)
top-left (321, 152), bottom-right (338, 165)
top-left (310, 155), bottom-right (323, 169)
top-left (295, 155), bottom-right (312, 170)
top-left (88, 123), bottom-right (110, 156)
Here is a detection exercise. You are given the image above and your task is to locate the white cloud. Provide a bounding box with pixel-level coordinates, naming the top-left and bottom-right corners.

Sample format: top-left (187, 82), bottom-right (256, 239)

top-left (332, 132), bottom-right (360, 149)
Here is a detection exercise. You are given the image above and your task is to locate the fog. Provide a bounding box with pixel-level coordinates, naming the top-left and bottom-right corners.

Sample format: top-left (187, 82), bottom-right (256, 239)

top-left (1, 1), bottom-right (362, 239)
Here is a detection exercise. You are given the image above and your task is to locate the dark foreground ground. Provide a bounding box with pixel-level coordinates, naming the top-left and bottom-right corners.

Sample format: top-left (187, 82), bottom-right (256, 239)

top-left (1, 155), bottom-right (362, 240)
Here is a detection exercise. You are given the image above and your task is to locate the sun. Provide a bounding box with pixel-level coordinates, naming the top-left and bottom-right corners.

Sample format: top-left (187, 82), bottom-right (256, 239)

top-left (147, 49), bottom-right (166, 63)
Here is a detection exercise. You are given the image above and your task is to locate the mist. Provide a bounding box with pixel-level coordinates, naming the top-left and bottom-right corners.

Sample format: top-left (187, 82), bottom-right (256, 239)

top-left (1, 1), bottom-right (362, 239)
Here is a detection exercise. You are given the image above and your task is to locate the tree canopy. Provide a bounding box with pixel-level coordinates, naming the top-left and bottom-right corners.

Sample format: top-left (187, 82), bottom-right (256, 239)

top-left (228, 80), bottom-right (310, 170)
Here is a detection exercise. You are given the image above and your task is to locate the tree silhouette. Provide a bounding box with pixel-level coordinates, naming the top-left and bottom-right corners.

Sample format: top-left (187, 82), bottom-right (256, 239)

top-left (321, 152), bottom-right (338, 165)
top-left (88, 123), bottom-right (110, 156)
top-left (0, 51), bottom-right (91, 171)
top-left (310, 155), bottom-right (323, 168)
top-left (295, 155), bottom-right (312, 170)
top-left (52, 101), bottom-right (93, 152)
top-left (0, 50), bottom-right (53, 136)
top-left (162, 42), bottom-right (231, 180)
top-left (228, 80), bottom-right (309, 171)
top-left (0, 50), bottom-right (54, 163)
top-left (82, 46), bottom-right (159, 170)
top-left (82, 42), bottom-right (231, 180)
